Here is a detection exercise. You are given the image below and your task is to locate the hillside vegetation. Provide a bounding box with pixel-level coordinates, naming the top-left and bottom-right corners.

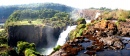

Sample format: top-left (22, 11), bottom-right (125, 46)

top-left (0, 3), bottom-right (74, 22)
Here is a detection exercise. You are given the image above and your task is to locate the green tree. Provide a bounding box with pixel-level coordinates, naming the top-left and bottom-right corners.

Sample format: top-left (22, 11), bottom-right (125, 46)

top-left (77, 18), bottom-right (86, 25)
top-left (17, 41), bottom-right (35, 55)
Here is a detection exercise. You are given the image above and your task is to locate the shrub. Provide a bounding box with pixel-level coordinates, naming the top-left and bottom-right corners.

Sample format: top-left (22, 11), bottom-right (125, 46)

top-left (77, 18), bottom-right (86, 24)
top-left (24, 49), bottom-right (37, 56)
top-left (118, 18), bottom-right (126, 22)
top-left (0, 38), bottom-right (7, 44)
top-left (115, 21), bottom-right (119, 26)
top-left (53, 45), bottom-right (61, 51)
top-left (77, 24), bottom-right (86, 29)
top-left (0, 52), bottom-right (8, 56)
top-left (17, 41), bottom-right (36, 55)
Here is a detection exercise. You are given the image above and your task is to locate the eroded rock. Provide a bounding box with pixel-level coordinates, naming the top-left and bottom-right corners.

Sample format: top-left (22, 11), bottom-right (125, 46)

top-left (99, 36), bottom-right (124, 49)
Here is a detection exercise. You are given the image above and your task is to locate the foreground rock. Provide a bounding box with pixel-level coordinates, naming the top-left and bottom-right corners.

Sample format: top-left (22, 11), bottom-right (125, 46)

top-left (117, 20), bottom-right (130, 36)
top-left (99, 36), bottom-right (124, 50)
top-left (51, 35), bottom-right (124, 56)
top-left (51, 20), bottom-right (130, 56)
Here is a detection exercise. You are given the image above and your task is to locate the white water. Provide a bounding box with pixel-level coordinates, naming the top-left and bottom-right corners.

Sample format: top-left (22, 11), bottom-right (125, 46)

top-left (42, 25), bottom-right (77, 55)
top-left (41, 47), bottom-right (53, 55)
top-left (85, 12), bottom-right (101, 23)
top-left (85, 20), bottom-right (91, 23)
top-left (56, 25), bottom-right (77, 46)
top-left (42, 11), bottom-right (100, 55)
top-left (95, 12), bottom-right (101, 19)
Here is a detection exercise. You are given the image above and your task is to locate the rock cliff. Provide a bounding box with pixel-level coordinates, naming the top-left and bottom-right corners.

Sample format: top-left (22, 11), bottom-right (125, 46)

top-left (8, 25), bottom-right (64, 48)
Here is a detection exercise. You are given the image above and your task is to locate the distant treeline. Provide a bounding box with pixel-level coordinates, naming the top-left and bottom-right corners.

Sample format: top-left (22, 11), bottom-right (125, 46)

top-left (8, 9), bottom-right (70, 22)
top-left (0, 3), bottom-right (74, 20)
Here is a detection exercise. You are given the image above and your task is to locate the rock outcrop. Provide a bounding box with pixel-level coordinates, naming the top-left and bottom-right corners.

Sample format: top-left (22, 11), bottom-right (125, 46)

top-left (50, 19), bottom-right (130, 56)
top-left (117, 20), bottom-right (130, 36)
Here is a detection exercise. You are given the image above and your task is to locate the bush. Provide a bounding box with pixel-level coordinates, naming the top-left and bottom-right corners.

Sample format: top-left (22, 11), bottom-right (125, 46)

top-left (0, 52), bottom-right (8, 56)
top-left (0, 38), bottom-right (7, 44)
top-left (77, 24), bottom-right (86, 29)
top-left (115, 21), bottom-right (119, 26)
top-left (118, 18), bottom-right (126, 22)
top-left (53, 45), bottom-right (61, 51)
top-left (77, 18), bottom-right (86, 24)
top-left (24, 49), bottom-right (38, 56)
top-left (17, 41), bottom-right (36, 55)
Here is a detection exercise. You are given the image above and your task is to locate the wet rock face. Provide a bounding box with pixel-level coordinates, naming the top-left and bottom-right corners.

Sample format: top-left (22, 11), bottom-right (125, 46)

top-left (8, 25), bottom-right (63, 47)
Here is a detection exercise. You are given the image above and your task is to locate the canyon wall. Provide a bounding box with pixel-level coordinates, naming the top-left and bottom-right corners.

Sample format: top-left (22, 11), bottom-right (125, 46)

top-left (8, 25), bottom-right (64, 48)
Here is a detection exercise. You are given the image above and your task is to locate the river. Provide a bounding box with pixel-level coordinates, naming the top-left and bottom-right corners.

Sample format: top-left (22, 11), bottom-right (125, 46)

top-left (0, 23), bottom-right (4, 25)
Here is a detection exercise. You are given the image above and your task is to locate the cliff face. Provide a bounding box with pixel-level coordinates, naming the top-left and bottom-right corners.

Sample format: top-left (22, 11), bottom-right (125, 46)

top-left (8, 25), bottom-right (63, 48)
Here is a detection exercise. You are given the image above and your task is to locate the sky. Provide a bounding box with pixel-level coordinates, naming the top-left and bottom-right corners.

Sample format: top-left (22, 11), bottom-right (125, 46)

top-left (0, 0), bottom-right (130, 10)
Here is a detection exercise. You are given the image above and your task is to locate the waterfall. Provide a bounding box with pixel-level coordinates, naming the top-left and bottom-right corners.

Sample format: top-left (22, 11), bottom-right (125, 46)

top-left (42, 25), bottom-right (77, 55)
top-left (95, 12), bottom-right (101, 19)
top-left (55, 25), bottom-right (77, 46)
top-left (85, 20), bottom-right (91, 23)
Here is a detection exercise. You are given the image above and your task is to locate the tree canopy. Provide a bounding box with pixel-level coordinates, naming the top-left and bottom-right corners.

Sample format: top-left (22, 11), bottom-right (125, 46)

top-left (0, 3), bottom-right (74, 20)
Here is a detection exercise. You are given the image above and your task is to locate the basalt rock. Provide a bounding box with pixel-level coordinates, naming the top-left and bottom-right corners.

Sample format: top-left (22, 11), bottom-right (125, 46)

top-left (117, 20), bottom-right (130, 36)
top-left (51, 20), bottom-right (130, 56)
top-left (99, 36), bottom-right (124, 49)
top-left (8, 25), bottom-right (64, 48)
top-left (85, 20), bottom-right (117, 37)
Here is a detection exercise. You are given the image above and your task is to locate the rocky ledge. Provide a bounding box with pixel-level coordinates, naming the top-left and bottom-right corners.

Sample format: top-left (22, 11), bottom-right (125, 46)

top-left (50, 20), bottom-right (130, 56)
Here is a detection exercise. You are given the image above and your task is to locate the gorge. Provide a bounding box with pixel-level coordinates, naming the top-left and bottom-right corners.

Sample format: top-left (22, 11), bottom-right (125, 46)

top-left (1, 2), bottom-right (130, 56)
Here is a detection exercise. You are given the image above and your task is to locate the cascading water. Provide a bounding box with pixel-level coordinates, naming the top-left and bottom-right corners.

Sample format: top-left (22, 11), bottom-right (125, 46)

top-left (42, 25), bottom-right (77, 55)
top-left (42, 11), bottom-right (101, 55)
top-left (55, 25), bottom-right (77, 46)
top-left (95, 12), bottom-right (101, 19)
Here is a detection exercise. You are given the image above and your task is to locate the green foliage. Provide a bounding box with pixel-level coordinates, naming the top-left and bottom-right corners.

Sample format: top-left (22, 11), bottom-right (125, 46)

top-left (53, 45), bottom-right (61, 51)
top-left (25, 49), bottom-right (39, 56)
top-left (0, 44), bottom-right (8, 56)
top-left (69, 24), bottom-right (86, 39)
top-left (77, 18), bottom-right (86, 25)
top-left (4, 8), bottom-right (72, 31)
top-left (0, 30), bottom-right (8, 56)
top-left (17, 41), bottom-right (41, 56)
top-left (17, 41), bottom-right (36, 54)
top-left (0, 30), bottom-right (7, 38)
top-left (0, 3), bottom-right (73, 20)
top-left (7, 9), bottom-right (69, 21)
top-left (89, 7), bottom-right (112, 11)
top-left (118, 18), bottom-right (126, 22)
top-left (0, 38), bottom-right (7, 44)
top-left (0, 30), bottom-right (7, 44)
top-left (115, 21), bottom-right (119, 26)
top-left (0, 52), bottom-right (8, 56)
top-left (101, 9), bottom-right (130, 20)
top-left (77, 24), bottom-right (86, 29)
top-left (116, 10), bottom-right (129, 19)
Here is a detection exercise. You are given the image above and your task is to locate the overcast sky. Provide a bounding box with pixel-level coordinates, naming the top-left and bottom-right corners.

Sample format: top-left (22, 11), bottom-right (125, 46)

top-left (0, 0), bottom-right (130, 10)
